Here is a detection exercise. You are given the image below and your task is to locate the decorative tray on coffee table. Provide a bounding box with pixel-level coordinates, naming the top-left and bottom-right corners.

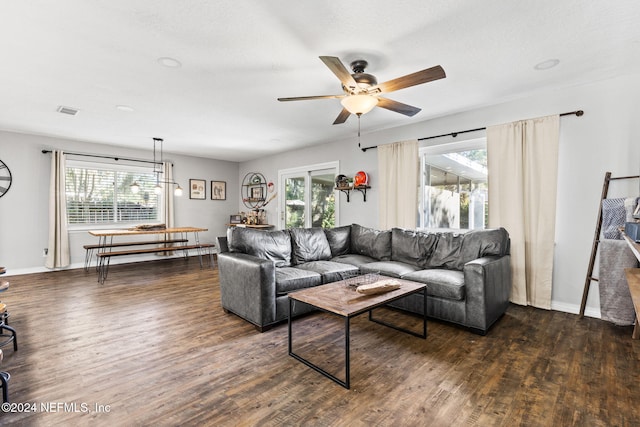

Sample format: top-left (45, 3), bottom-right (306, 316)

top-left (342, 272), bottom-right (401, 295)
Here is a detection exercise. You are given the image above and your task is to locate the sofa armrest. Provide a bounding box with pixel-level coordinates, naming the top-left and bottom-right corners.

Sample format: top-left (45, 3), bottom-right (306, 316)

top-left (217, 252), bottom-right (276, 328)
top-left (463, 255), bottom-right (511, 334)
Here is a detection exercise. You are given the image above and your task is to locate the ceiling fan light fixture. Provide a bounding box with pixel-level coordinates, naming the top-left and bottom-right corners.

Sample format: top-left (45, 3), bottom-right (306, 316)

top-left (341, 94), bottom-right (378, 115)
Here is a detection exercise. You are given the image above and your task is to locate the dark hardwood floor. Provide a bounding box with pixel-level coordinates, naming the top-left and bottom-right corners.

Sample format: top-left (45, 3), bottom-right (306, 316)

top-left (0, 258), bottom-right (639, 426)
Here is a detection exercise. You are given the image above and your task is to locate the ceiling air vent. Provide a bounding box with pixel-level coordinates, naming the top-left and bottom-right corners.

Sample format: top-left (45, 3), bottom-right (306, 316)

top-left (57, 106), bottom-right (79, 116)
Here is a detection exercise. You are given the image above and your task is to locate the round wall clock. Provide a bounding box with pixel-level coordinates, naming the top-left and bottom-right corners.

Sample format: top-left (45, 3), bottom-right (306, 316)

top-left (0, 159), bottom-right (12, 198)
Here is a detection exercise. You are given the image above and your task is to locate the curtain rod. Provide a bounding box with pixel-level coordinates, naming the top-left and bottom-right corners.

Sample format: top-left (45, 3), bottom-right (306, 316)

top-left (41, 149), bottom-right (169, 166)
top-left (360, 109), bottom-right (584, 152)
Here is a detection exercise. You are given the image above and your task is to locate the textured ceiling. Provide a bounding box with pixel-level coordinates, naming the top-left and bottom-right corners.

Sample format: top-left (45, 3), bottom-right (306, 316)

top-left (1, 1), bottom-right (639, 162)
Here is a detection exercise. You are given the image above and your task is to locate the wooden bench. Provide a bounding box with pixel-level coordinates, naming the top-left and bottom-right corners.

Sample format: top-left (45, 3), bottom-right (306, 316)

top-left (84, 239), bottom-right (188, 270)
top-left (96, 243), bottom-right (216, 284)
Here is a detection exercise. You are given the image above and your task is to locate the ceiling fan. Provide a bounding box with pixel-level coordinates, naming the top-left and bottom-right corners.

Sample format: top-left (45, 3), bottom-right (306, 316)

top-left (277, 56), bottom-right (446, 125)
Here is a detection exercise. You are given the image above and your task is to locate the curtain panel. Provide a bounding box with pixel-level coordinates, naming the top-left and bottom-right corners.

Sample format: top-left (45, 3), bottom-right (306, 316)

top-left (377, 139), bottom-right (419, 230)
top-left (487, 115), bottom-right (559, 309)
top-left (160, 161), bottom-right (176, 255)
top-left (45, 150), bottom-right (70, 268)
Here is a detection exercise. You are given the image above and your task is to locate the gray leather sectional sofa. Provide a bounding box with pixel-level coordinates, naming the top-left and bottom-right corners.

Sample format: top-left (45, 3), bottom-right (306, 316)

top-left (217, 224), bottom-right (511, 334)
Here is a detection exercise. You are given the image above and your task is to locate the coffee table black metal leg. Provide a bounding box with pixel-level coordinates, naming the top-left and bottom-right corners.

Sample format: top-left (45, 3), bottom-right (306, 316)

top-left (423, 288), bottom-right (427, 338)
top-left (344, 316), bottom-right (350, 389)
top-left (368, 288), bottom-right (427, 339)
top-left (288, 297), bottom-right (351, 389)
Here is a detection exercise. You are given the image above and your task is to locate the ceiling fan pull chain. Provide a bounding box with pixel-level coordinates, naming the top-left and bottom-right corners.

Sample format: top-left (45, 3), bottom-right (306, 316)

top-left (357, 113), bottom-right (361, 147)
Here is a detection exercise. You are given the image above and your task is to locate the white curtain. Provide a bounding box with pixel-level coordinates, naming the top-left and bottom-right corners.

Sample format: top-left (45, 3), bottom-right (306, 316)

top-left (487, 115), bottom-right (559, 308)
top-left (162, 161), bottom-right (175, 229)
top-left (45, 150), bottom-right (70, 268)
top-left (160, 161), bottom-right (176, 254)
top-left (378, 139), bottom-right (419, 230)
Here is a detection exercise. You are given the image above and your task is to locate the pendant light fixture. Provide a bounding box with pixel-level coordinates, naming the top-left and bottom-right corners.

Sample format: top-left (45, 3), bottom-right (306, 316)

top-left (130, 137), bottom-right (183, 196)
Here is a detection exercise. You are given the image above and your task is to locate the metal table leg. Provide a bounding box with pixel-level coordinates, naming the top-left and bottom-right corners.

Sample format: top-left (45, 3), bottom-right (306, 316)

top-left (368, 289), bottom-right (427, 339)
top-left (288, 286), bottom-right (426, 389)
top-left (289, 298), bottom-right (352, 389)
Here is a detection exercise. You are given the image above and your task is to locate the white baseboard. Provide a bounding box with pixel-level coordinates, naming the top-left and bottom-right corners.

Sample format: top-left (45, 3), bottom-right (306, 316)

top-left (551, 300), bottom-right (601, 319)
top-left (2, 253), bottom-right (192, 277)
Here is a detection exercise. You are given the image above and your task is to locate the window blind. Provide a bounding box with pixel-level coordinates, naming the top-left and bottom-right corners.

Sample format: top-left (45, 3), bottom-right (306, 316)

top-left (65, 164), bottom-right (160, 225)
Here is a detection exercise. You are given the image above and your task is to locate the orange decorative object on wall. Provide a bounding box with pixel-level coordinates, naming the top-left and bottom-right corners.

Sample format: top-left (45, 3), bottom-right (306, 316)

top-left (354, 171), bottom-right (369, 187)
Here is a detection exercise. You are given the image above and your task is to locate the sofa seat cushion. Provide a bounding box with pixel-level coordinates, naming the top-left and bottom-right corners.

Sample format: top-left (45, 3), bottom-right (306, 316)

top-left (331, 254), bottom-right (377, 267)
top-left (295, 261), bottom-right (359, 284)
top-left (402, 269), bottom-right (465, 301)
top-left (275, 267), bottom-right (322, 296)
top-left (360, 261), bottom-right (421, 278)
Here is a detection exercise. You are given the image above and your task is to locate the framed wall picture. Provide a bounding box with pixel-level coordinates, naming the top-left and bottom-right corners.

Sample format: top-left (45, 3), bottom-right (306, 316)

top-left (211, 181), bottom-right (226, 200)
top-left (251, 186), bottom-right (264, 200)
top-left (189, 179), bottom-right (206, 200)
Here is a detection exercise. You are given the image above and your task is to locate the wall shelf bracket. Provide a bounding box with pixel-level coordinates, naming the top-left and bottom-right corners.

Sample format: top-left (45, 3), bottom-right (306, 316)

top-left (335, 185), bottom-right (370, 203)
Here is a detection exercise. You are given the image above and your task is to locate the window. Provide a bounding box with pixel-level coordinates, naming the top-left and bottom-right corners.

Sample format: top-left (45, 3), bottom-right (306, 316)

top-left (278, 162), bottom-right (338, 229)
top-left (419, 138), bottom-right (488, 230)
top-left (65, 160), bottom-right (161, 226)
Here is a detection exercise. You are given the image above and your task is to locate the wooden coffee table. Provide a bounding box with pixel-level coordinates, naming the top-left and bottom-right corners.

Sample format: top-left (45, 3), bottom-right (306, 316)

top-left (287, 277), bottom-right (426, 389)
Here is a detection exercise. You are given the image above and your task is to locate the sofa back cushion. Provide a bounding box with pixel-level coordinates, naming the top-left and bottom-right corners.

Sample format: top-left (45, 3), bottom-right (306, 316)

top-left (289, 227), bottom-right (332, 265)
top-left (324, 225), bottom-right (351, 257)
top-left (425, 227), bottom-right (510, 270)
top-left (424, 232), bottom-right (465, 270)
top-left (457, 227), bottom-right (510, 265)
top-left (350, 224), bottom-right (392, 261)
top-left (391, 228), bottom-right (439, 267)
top-left (228, 227), bottom-right (292, 267)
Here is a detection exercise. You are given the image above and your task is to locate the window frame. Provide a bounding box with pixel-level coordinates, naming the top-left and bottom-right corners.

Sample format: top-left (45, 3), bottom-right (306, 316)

top-left (65, 158), bottom-right (164, 231)
top-left (418, 137), bottom-right (488, 231)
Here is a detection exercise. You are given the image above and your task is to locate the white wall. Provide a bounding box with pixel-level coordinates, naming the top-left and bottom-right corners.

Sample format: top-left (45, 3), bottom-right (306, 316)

top-left (0, 130), bottom-right (239, 274)
top-left (240, 72), bottom-right (640, 317)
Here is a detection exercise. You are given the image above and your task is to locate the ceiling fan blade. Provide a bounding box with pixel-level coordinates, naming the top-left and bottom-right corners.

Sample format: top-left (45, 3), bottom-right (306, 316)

top-left (372, 65), bottom-right (446, 94)
top-left (319, 56), bottom-right (358, 91)
top-left (377, 97), bottom-right (422, 117)
top-left (332, 108), bottom-right (351, 125)
top-left (277, 94), bottom-right (344, 102)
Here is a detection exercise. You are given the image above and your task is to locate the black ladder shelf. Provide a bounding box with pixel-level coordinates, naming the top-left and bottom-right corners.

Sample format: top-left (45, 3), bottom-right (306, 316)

top-left (579, 171), bottom-right (640, 318)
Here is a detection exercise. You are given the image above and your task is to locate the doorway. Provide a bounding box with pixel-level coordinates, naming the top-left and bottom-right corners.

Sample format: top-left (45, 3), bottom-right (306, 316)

top-left (278, 162), bottom-right (339, 229)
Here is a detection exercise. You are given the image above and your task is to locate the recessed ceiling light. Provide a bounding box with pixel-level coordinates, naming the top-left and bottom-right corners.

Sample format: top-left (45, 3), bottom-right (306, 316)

top-left (157, 57), bottom-right (182, 68)
top-left (116, 105), bottom-right (134, 112)
top-left (534, 59), bottom-right (560, 70)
